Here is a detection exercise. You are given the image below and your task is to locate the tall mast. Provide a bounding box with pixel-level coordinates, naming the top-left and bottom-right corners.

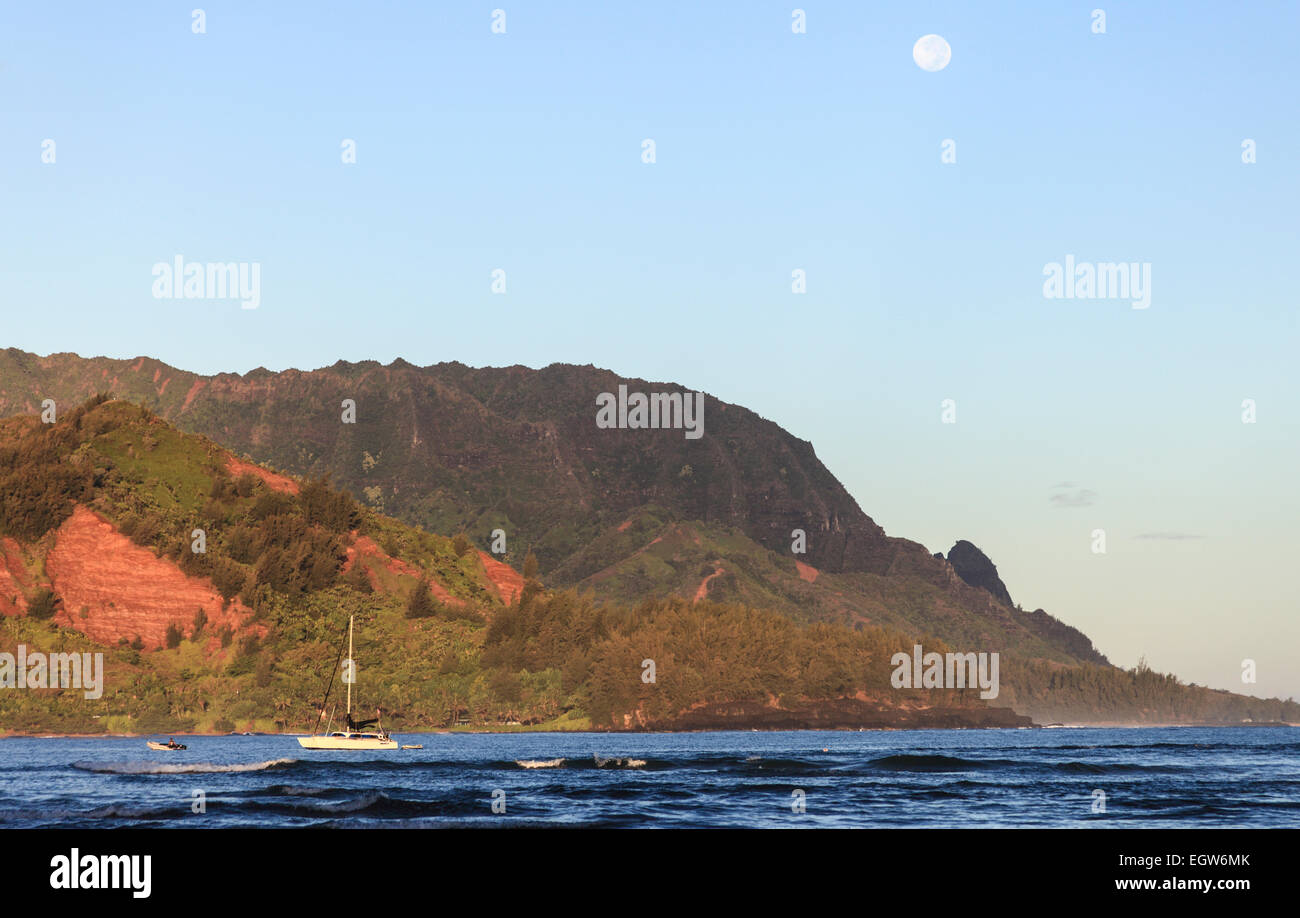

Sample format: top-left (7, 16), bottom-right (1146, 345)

top-left (346, 614), bottom-right (354, 718)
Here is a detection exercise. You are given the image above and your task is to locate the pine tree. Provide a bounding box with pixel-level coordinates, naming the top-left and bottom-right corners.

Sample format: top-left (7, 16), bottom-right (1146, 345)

top-left (405, 576), bottom-right (438, 618)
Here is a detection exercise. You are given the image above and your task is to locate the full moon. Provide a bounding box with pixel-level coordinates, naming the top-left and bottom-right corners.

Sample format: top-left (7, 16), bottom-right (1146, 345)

top-left (912, 34), bottom-right (951, 72)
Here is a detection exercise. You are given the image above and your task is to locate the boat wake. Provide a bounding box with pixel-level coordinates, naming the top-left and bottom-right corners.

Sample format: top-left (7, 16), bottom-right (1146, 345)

top-left (72, 758), bottom-right (298, 775)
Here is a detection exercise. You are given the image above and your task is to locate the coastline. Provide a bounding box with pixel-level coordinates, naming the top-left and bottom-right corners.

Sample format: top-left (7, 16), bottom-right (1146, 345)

top-left (3, 722), bottom-right (1295, 739)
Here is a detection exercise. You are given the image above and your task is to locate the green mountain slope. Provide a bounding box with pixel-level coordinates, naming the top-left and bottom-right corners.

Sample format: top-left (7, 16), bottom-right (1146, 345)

top-left (0, 397), bottom-right (1020, 733)
top-left (556, 509), bottom-right (1097, 665)
top-left (0, 349), bottom-right (1101, 666)
top-left (1, 351), bottom-right (1295, 727)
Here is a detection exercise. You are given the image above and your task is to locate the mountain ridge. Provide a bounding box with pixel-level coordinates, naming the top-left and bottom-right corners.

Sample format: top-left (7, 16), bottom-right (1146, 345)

top-left (0, 395), bottom-right (1030, 733)
top-left (0, 348), bottom-right (1087, 663)
top-left (6, 348), bottom-right (1296, 727)
top-left (0, 349), bottom-right (1112, 675)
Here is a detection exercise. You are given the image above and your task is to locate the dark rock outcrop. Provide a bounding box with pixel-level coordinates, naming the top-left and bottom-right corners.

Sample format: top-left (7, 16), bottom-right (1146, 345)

top-left (945, 540), bottom-right (1014, 608)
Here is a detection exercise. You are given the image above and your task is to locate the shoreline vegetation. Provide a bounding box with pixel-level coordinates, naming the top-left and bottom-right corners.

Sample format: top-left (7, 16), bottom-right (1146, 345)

top-left (3, 721), bottom-right (1297, 740)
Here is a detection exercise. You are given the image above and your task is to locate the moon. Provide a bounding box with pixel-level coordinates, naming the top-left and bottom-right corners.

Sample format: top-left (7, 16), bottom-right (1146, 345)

top-left (912, 34), bottom-right (951, 72)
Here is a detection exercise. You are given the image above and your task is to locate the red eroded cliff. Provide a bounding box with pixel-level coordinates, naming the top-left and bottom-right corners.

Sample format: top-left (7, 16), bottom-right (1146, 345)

top-left (0, 537), bottom-right (32, 615)
top-left (476, 550), bottom-right (525, 605)
top-left (225, 456), bottom-right (299, 494)
top-left (45, 506), bottom-right (256, 649)
top-left (795, 560), bottom-right (820, 583)
top-left (344, 534), bottom-right (464, 606)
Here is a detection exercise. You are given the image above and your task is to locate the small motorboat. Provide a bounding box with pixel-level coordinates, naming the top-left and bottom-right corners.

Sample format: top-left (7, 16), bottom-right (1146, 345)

top-left (146, 740), bottom-right (187, 751)
top-left (401, 744), bottom-right (423, 750)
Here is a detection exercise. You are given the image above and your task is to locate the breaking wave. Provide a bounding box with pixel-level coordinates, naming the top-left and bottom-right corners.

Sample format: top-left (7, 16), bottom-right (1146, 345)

top-left (593, 755), bottom-right (646, 768)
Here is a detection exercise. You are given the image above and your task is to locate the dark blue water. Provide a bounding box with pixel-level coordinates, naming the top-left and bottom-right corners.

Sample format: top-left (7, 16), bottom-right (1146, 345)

top-left (1, 727), bottom-right (1296, 828)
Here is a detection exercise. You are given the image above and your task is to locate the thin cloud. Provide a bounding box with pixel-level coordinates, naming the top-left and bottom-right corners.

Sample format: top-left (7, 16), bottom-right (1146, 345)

top-left (1134, 532), bottom-right (1205, 541)
top-left (1049, 486), bottom-right (1097, 508)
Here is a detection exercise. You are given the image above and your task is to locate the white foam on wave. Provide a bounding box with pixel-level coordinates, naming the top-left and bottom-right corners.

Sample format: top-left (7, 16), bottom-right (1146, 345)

top-left (73, 758), bottom-right (297, 775)
top-left (594, 754), bottom-right (646, 768)
top-left (516, 758), bottom-right (565, 769)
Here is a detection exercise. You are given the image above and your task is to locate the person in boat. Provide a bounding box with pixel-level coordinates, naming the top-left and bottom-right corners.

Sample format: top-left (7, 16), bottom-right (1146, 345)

top-left (345, 713), bottom-right (379, 733)
top-left (168, 737), bottom-right (176, 748)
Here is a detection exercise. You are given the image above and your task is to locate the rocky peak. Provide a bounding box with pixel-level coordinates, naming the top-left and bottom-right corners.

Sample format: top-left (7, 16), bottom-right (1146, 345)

top-left (943, 540), bottom-right (1014, 608)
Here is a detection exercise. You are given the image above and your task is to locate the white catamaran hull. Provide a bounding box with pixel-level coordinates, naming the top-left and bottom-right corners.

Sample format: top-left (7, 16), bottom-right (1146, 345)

top-left (300, 616), bottom-right (398, 750)
top-left (297, 733), bottom-right (398, 750)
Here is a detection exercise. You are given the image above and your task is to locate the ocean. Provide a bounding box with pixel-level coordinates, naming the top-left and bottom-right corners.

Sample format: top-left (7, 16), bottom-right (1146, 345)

top-left (1, 726), bottom-right (1296, 828)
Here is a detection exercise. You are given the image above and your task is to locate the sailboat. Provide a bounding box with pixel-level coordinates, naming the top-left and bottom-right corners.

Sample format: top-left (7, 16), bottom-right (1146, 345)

top-left (298, 614), bottom-right (398, 750)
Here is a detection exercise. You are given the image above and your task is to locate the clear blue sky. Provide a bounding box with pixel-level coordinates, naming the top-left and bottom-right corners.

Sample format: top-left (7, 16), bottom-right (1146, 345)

top-left (2, 1), bottom-right (1297, 700)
